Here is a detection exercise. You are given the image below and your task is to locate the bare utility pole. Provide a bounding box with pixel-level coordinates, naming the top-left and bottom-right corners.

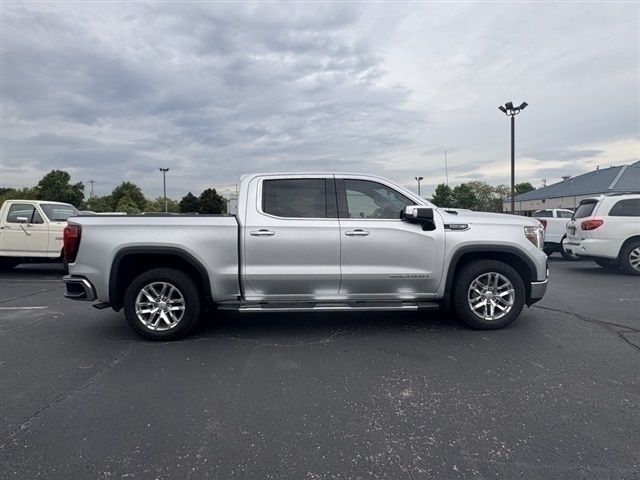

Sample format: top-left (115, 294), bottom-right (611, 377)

top-left (89, 179), bottom-right (95, 198)
top-left (159, 168), bottom-right (170, 212)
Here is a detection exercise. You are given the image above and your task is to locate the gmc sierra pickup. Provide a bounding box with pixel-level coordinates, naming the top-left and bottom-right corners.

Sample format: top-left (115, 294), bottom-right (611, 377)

top-left (63, 173), bottom-right (548, 340)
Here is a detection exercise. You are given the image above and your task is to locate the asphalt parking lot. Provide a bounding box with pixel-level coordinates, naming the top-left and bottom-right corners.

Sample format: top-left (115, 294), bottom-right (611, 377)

top-left (1, 258), bottom-right (639, 480)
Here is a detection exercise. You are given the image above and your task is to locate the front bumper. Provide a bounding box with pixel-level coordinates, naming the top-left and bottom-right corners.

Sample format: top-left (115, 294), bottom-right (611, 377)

top-left (63, 275), bottom-right (96, 301)
top-left (527, 263), bottom-right (548, 306)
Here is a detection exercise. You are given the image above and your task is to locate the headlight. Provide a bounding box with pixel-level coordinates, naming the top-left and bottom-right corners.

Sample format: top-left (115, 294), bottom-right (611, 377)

top-left (524, 225), bottom-right (544, 250)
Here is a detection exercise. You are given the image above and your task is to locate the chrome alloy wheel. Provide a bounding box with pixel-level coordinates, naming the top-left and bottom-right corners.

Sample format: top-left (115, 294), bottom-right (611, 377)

top-left (630, 247), bottom-right (640, 272)
top-left (467, 272), bottom-right (515, 321)
top-left (135, 282), bottom-right (186, 331)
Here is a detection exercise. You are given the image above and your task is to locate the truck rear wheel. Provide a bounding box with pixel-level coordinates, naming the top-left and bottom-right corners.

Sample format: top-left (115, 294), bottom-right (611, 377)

top-left (0, 258), bottom-right (19, 270)
top-left (452, 260), bottom-right (525, 330)
top-left (123, 268), bottom-right (201, 340)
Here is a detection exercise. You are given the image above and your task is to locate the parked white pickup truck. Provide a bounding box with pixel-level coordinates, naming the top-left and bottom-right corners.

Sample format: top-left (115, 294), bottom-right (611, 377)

top-left (63, 173), bottom-right (548, 340)
top-left (533, 208), bottom-right (578, 260)
top-left (0, 199), bottom-right (79, 268)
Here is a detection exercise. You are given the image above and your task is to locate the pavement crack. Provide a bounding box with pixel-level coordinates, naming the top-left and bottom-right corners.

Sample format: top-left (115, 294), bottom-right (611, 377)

top-left (1, 344), bottom-right (133, 443)
top-left (533, 304), bottom-right (640, 333)
top-left (0, 287), bottom-right (60, 305)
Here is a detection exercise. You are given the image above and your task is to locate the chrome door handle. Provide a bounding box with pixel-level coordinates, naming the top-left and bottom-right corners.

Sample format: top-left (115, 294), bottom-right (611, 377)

top-left (345, 229), bottom-right (370, 237)
top-left (250, 229), bottom-right (275, 237)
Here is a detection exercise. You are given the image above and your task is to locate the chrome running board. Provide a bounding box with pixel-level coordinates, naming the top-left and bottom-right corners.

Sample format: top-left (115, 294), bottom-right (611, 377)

top-left (218, 301), bottom-right (440, 313)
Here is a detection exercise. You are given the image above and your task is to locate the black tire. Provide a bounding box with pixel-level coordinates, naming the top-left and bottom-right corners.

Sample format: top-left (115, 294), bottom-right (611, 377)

top-left (452, 259), bottom-right (526, 330)
top-left (123, 268), bottom-right (201, 340)
top-left (560, 236), bottom-right (580, 261)
top-left (0, 258), bottom-right (19, 270)
top-left (593, 258), bottom-right (619, 269)
top-left (619, 240), bottom-right (640, 276)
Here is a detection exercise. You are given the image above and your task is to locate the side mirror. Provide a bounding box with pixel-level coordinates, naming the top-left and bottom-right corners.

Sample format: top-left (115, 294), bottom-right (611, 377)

top-left (16, 216), bottom-right (29, 224)
top-left (400, 206), bottom-right (436, 231)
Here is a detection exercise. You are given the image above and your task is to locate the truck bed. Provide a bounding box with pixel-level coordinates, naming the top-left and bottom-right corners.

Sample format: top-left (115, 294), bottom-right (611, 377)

top-left (69, 214), bottom-right (240, 304)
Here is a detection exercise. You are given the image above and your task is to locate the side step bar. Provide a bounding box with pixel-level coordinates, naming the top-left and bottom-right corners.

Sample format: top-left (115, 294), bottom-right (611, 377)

top-left (219, 301), bottom-right (440, 313)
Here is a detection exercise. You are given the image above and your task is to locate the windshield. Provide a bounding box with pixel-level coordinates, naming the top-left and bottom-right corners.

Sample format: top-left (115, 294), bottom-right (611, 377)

top-left (40, 203), bottom-right (79, 222)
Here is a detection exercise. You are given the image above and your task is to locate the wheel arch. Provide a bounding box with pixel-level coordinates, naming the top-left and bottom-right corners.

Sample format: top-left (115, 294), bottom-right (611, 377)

top-left (442, 245), bottom-right (538, 309)
top-left (618, 235), bottom-right (640, 259)
top-left (109, 247), bottom-right (212, 311)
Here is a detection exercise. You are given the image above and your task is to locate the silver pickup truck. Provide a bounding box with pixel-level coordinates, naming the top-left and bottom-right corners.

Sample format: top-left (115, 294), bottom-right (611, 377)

top-left (63, 173), bottom-right (548, 340)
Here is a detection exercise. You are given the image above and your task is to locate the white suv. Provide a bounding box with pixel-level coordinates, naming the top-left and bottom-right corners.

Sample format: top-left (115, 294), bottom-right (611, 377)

top-left (565, 193), bottom-right (640, 275)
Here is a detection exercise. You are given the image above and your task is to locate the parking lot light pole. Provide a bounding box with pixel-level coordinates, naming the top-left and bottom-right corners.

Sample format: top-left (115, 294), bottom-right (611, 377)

top-left (415, 176), bottom-right (424, 197)
top-left (498, 101), bottom-right (528, 214)
top-left (159, 168), bottom-right (170, 212)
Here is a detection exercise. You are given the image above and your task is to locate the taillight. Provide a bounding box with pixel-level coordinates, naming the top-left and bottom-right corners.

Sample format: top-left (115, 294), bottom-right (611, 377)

top-left (63, 225), bottom-right (82, 263)
top-left (581, 219), bottom-right (603, 230)
top-left (539, 219), bottom-right (547, 229)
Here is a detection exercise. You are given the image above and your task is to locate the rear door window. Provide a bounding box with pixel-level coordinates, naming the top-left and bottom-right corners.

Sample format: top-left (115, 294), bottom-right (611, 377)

top-left (262, 179), bottom-right (331, 218)
top-left (557, 211), bottom-right (574, 218)
top-left (608, 199), bottom-right (640, 217)
top-left (573, 201), bottom-right (598, 219)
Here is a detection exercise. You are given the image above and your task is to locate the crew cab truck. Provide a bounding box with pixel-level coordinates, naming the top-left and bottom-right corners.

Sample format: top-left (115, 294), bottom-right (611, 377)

top-left (63, 173), bottom-right (548, 340)
top-left (532, 208), bottom-right (577, 259)
top-left (0, 199), bottom-right (79, 269)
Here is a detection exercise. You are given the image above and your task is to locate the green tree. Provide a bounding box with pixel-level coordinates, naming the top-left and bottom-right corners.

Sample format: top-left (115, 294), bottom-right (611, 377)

top-left (515, 182), bottom-right (535, 196)
top-left (430, 184), bottom-right (454, 208)
top-left (198, 188), bottom-right (226, 214)
top-left (179, 192), bottom-right (201, 213)
top-left (452, 183), bottom-right (476, 209)
top-left (466, 180), bottom-right (497, 212)
top-left (116, 195), bottom-right (141, 214)
top-left (0, 187), bottom-right (39, 206)
top-left (110, 181), bottom-right (146, 211)
top-left (145, 197), bottom-right (179, 213)
top-left (492, 184), bottom-right (510, 212)
top-left (36, 170), bottom-right (84, 206)
top-left (84, 195), bottom-right (113, 212)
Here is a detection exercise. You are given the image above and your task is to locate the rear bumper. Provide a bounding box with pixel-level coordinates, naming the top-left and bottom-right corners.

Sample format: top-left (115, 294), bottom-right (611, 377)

top-left (63, 275), bottom-right (96, 301)
top-left (564, 238), bottom-right (618, 260)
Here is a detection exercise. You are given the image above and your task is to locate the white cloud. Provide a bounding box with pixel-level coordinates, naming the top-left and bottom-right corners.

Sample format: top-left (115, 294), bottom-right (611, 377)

top-left (1, 2), bottom-right (638, 199)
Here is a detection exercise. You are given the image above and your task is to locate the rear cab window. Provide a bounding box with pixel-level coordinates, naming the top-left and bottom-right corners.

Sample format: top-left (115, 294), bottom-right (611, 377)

top-left (557, 210), bottom-right (574, 218)
top-left (533, 210), bottom-right (552, 218)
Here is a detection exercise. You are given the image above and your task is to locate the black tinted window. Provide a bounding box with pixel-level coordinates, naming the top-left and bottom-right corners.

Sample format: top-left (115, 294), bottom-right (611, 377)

top-left (573, 201), bottom-right (597, 219)
top-left (557, 210), bottom-right (574, 218)
top-left (609, 199), bottom-right (640, 217)
top-left (6, 204), bottom-right (36, 223)
top-left (344, 180), bottom-right (411, 219)
top-left (262, 179), bottom-right (329, 218)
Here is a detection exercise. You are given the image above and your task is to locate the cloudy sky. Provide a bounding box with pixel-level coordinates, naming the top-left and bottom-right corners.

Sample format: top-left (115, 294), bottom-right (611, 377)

top-left (1, 2), bottom-right (638, 199)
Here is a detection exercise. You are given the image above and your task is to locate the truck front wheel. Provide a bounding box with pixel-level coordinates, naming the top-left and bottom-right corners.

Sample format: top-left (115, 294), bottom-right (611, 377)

top-left (452, 260), bottom-right (525, 330)
top-left (123, 268), bottom-right (201, 340)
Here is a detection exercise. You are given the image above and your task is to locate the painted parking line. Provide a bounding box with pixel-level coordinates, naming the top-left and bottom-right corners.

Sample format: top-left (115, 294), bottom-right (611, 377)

top-left (0, 306), bottom-right (49, 310)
